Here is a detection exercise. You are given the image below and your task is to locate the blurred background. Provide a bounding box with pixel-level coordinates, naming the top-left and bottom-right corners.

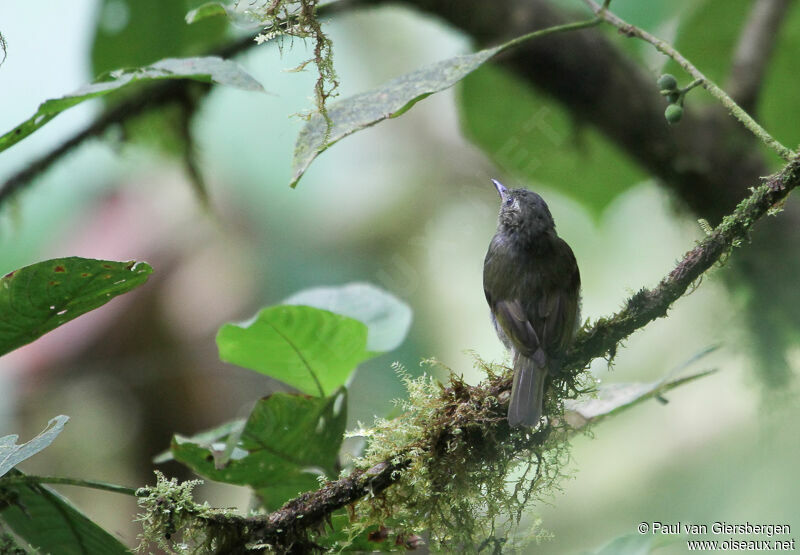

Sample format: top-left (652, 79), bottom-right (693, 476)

top-left (1, 0), bottom-right (798, 552)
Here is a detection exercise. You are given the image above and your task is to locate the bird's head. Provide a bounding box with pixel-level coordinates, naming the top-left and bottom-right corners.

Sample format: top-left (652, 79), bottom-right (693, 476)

top-left (492, 179), bottom-right (555, 238)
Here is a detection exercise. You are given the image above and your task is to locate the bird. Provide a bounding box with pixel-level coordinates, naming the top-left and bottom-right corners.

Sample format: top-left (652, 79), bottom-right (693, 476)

top-left (483, 179), bottom-right (581, 427)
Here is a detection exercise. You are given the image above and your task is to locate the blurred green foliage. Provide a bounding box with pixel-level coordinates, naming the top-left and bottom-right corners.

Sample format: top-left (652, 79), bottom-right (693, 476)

top-left (170, 391), bottom-right (346, 510)
top-left (459, 64), bottom-right (645, 218)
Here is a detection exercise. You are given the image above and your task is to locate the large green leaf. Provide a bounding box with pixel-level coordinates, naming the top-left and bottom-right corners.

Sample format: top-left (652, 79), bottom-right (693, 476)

top-left (0, 257), bottom-right (152, 357)
top-left (217, 305), bottom-right (372, 396)
top-left (290, 45), bottom-right (502, 187)
top-left (0, 416), bottom-right (69, 478)
top-left (0, 57), bottom-right (265, 155)
top-left (0, 470), bottom-right (129, 555)
top-left (283, 282), bottom-right (412, 352)
top-left (458, 64), bottom-right (644, 217)
top-left (171, 391), bottom-right (347, 510)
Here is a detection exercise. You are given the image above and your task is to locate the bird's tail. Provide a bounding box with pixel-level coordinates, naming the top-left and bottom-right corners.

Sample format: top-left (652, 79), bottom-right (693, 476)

top-left (508, 353), bottom-right (547, 428)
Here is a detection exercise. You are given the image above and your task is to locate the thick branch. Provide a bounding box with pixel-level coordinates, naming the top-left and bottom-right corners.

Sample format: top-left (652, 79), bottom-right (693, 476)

top-left (564, 159), bottom-right (798, 369)
top-left (202, 158), bottom-right (800, 550)
top-left (727, 0), bottom-right (793, 114)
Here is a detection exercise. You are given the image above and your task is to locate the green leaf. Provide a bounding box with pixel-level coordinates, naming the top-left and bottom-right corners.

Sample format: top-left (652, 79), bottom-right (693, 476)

top-left (186, 0), bottom-right (346, 27)
top-left (458, 64), bottom-right (644, 217)
top-left (171, 391), bottom-right (347, 510)
top-left (0, 416), bottom-right (69, 478)
top-left (217, 305), bottom-right (372, 396)
top-left (0, 470), bottom-right (129, 555)
top-left (0, 57), bottom-right (265, 155)
top-left (186, 2), bottom-right (229, 23)
top-left (153, 418), bottom-right (244, 464)
top-left (0, 257), bottom-right (153, 357)
top-left (186, 2), bottom-right (262, 27)
top-left (92, 0), bottom-right (227, 77)
top-left (564, 369), bottom-right (716, 429)
top-left (283, 282), bottom-right (412, 352)
top-left (290, 45), bottom-right (502, 187)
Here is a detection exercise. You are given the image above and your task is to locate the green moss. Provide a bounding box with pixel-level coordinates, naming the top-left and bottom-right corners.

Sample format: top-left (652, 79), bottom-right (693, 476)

top-left (135, 471), bottom-right (243, 554)
top-left (337, 359), bottom-right (585, 552)
top-left (252, 0), bottom-right (338, 128)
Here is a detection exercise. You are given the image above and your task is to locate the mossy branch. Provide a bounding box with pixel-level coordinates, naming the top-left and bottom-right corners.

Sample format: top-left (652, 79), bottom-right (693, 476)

top-left (584, 0), bottom-right (795, 161)
top-left (563, 158), bottom-right (799, 370)
top-left (148, 159), bottom-right (799, 551)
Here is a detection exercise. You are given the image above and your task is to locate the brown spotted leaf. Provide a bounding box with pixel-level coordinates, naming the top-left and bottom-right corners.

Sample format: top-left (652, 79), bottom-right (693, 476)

top-left (0, 257), bottom-right (153, 357)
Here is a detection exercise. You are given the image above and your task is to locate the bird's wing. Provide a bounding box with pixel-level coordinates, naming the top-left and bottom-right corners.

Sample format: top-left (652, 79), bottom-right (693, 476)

top-left (539, 240), bottom-right (581, 354)
top-left (493, 299), bottom-right (545, 364)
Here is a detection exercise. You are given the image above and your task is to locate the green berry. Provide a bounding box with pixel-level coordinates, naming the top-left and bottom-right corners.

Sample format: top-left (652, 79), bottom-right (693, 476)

top-left (666, 92), bottom-right (681, 104)
top-left (657, 73), bottom-right (678, 91)
top-left (665, 104), bottom-right (683, 124)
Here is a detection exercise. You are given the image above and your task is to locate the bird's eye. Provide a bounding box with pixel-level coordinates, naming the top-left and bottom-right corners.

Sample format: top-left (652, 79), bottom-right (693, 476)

top-left (504, 196), bottom-right (514, 206)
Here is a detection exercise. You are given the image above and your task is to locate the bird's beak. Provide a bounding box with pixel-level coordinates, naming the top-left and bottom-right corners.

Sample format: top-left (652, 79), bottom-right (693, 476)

top-left (491, 179), bottom-right (509, 202)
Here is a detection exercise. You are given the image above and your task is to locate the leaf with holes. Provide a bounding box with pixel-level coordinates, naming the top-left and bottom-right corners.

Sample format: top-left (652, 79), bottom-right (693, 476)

top-left (0, 416), bottom-right (69, 478)
top-left (0, 257), bottom-right (153, 357)
top-left (170, 391), bottom-right (347, 510)
top-left (0, 56), bottom-right (265, 154)
top-left (217, 305), bottom-right (373, 396)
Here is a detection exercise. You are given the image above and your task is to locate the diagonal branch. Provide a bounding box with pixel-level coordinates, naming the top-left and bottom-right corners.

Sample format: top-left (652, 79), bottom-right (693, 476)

top-left (584, 0), bottom-right (794, 161)
top-left (194, 157), bottom-right (799, 550)
top-left (0, 33), bottom-right (256, 206)
top-left (727, 0), bottom-right (794, 114)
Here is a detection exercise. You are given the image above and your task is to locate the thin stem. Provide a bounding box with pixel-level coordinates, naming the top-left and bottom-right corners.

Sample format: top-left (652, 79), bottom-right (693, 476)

top-left (0, 474), bottom-right (138, 496)
top-left (585, 0), bottom-right (795, 161)
top-left (500, 17), bottom-right (601, 53)
top-left (682, 78), bottom-right (703, 93)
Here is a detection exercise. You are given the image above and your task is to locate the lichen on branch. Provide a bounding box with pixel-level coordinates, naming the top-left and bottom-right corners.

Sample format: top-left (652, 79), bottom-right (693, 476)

top-left (251, 0), bottom-right (339, 123)
top-left (335, 361), bottom-right (581, 551)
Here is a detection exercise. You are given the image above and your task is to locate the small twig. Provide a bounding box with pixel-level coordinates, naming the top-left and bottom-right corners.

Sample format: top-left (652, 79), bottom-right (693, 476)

top-left (584, 0), bottom-right (795, 161)
top-left (0, 31), bottom-right (7, 67)
top-left (0, 80), bottom-right (190, 206)
top-left (0, 33), bottom-right (255, 208)
top-left (0, 474), bottom-right (137, 496)
top-left (177, 88), bottom-right (211, 209)
top-left (682, 78), bottom-right (703, 93)
top-left (727, 0), bottom-right (793, 113)
top-left (499, 16), bottom-right (602, 52)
